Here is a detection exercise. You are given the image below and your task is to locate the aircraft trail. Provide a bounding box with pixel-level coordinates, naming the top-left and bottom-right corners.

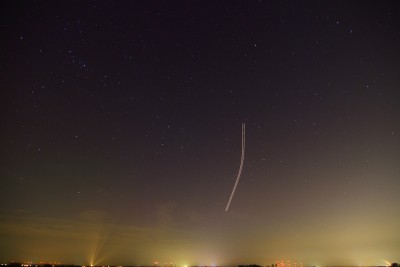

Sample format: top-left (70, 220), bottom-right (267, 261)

top-left (225, 123), bottom-right (245, 212)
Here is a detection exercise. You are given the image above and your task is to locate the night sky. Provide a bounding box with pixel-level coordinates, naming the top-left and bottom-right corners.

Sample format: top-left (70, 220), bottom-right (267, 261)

top-left (1, 1), bottom-right (400, 266)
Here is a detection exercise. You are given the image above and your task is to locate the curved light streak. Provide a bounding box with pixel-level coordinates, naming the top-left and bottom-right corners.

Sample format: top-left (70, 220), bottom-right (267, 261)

top-left (225, 123), bottom-right (245, 212)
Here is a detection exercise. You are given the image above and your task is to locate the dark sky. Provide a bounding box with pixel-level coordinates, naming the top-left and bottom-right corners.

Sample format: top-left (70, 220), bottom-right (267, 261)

top-left (1, 1), bottom-right (400, 266)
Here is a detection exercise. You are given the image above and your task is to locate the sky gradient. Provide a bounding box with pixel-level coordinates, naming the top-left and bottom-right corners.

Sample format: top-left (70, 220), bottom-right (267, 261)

top-left (1, 1), bottom-right (399, 266)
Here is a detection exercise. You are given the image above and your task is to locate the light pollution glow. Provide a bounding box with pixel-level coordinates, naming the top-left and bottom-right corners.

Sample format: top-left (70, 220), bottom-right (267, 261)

top-left (0, 208), bottom-right (399, 266)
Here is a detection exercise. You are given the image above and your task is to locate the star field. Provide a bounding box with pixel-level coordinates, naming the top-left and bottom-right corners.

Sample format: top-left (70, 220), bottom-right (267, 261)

top-left (1, 1), bottom-right (400, 266)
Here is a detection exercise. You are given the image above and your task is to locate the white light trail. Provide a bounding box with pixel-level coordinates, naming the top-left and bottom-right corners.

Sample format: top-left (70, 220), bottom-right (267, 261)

top-left (225, 123), bottom-right (245, 212)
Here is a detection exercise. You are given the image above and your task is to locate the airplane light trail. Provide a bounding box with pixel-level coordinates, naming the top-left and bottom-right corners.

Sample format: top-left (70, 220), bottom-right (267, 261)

top-left (225, 123), bottom-right (246, 212)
